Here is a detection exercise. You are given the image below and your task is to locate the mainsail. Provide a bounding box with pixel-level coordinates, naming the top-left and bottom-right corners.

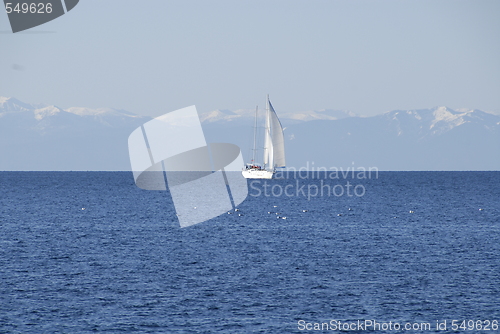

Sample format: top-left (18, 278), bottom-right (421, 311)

top-left (263, 96), bottom-right (285, 169)
top-left (268, 99), bottom-right (286, 168)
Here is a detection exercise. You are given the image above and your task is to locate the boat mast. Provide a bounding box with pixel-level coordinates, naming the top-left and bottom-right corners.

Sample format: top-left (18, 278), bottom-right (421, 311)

top-left (263, 94), bottom-right (272, 169)
top-left (266, 94), bottom-right (274, 170)
top-left (251, 105), bottom-right (258, 164)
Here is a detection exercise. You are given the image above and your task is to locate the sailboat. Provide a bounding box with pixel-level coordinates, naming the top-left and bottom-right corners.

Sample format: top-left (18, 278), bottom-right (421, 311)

top-left (242, 95), bottom-right (286, 179)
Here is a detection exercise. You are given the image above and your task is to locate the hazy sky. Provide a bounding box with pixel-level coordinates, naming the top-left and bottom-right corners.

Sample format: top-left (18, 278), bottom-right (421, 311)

top-left (1, 0), bottom-right (499, 117)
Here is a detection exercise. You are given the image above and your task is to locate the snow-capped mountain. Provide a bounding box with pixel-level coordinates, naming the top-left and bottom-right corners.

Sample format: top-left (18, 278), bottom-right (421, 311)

top-left (280, 109), bottom-right (357, 122)
top-left (0, 97), bottom-right (499, 170)
top-left (198, 109), bottom-right (240, 123)
top-left (203, 105), bottom-right (500, 171)
top-left (199, 107), bottom-right (356, 126)
top-left (0, 97), bottom-right (148, 125)
top-left (278, 106), bottom-right (500, 170)
top-left (381, 106), bottom-right (500, 137)
top-left (0, 96), bottom-right (33, 112)
top-left (0, 97), bottom-right (150, 170)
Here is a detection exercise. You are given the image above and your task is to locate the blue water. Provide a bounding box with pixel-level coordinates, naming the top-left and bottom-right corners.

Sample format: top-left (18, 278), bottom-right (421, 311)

top-left (0, 172), bottom-right (499, 333)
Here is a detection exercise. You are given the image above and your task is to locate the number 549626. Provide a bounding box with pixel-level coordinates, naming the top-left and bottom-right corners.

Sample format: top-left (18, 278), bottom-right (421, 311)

top-left (451, 320), bottom-right (498, 331)
top-left (5, 2), bottom-right (53, 14)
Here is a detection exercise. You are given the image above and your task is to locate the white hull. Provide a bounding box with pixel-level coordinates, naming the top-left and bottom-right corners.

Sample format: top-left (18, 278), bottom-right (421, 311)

top-left (242, 169), bottom-right (274, 179)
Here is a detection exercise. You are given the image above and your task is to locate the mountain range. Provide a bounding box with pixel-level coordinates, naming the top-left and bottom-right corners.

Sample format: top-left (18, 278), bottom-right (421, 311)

top-left (1, 97), bottom-right (499, 171)
top-left (199, 107), bottom-right (356, 125)
top-left (0, 97), bottom-right (149, 170)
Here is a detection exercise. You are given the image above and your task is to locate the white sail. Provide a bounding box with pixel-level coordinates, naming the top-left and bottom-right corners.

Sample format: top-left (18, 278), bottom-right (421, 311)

top-left (268, 99), bottom-right (286, 168)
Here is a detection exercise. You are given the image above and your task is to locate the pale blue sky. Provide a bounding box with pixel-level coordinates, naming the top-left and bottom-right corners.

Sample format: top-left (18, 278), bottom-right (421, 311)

top-left (1, 0), bottom-right (499, 117)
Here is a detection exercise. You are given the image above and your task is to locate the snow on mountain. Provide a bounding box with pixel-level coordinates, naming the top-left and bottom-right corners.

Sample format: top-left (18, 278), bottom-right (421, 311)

top-left (199, 109), bottom-right (239, 123)
top-left (34, 105), bottom-right (64, 120)
top-left (0, 97), bottom-right (34, 114)
top-left (65, 106), bottom-right (148, 127)
top-left (66, 106), bottom-right (138, 117)
top-left (0, 97), bottom-right (149, 126)
top-left (280, 106), bottom-right (500, 170)
top-left (199, 107), bottom-right (356, 126)
top-left (381, 106), bottom-right (499, 138)
top-left (0, 96), bottom-right (498, 170)
top-left (0, 97), bottom-right (150, 170)
top-left (427, 106), bottom-right (486, 134)
top-left (280, 109), bottom-right (357, 122)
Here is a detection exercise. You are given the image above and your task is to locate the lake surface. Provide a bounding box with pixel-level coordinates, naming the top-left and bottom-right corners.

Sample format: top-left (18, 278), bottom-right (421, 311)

top-left (0, 172), bottom-right (499, 333)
